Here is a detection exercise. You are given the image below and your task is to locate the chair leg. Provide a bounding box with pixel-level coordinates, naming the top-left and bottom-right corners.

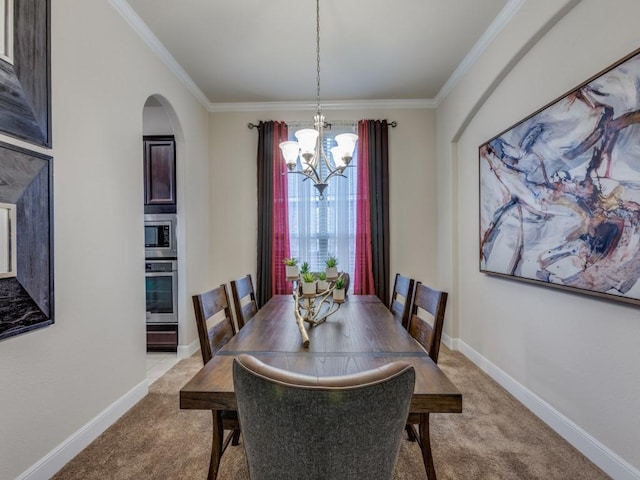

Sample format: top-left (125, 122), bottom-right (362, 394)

top-left (419, 413), bottom-right (437, 480)
top-left (208, 411), bottom-right (224, 480)
top-left (406, 423), bottom-right (417, 442)
top-left (231, 428), bottom-right (241, 446)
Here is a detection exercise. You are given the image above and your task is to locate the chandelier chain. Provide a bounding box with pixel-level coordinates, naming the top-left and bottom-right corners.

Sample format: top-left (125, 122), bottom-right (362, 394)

top-left (277, 0), bottom-right (358, 199)
top-left (316, 0), bottom-right (321, 109)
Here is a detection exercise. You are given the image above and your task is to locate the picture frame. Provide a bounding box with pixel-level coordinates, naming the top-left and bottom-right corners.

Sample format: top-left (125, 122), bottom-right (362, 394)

top-left (479, 47), bottom-right (640, 306)
top-left (0, 140), bottom-right (53, 340)
top-left (0, 0), bottom-right (51, 147)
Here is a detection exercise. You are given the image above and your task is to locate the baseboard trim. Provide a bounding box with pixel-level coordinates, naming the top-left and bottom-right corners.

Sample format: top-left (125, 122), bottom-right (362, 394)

top-left (177, 338), bottom-right (199, 359)
top-left (17, 380), bottom-right (148, 480)
top-left (456, 339), bottom-right (640, 480)
top-left (441, 332), bottom-right (458, 351)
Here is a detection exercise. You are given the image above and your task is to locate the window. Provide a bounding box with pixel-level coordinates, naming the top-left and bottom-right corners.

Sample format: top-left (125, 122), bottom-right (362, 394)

top-left (287, 125), bottom-right (358, 281)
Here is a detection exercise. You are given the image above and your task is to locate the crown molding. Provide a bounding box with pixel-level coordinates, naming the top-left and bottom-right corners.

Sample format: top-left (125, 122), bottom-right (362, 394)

top-left (108, 0), bottom-right (211, 109)
top-left (208, 98), bottom-right (436, 113)
top-left (112, 0), bottom-right (522, 113)
top-left (434, 0), bottom-right (526, 106)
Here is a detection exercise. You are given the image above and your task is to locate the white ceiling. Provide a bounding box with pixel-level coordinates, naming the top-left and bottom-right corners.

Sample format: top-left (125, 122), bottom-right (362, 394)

top-left (122, 0), bottom-right (516, 109)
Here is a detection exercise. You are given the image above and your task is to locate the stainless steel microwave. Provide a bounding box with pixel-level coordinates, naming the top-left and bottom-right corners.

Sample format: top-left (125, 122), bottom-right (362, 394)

top-left (144, 214), bottom-right (177, 259)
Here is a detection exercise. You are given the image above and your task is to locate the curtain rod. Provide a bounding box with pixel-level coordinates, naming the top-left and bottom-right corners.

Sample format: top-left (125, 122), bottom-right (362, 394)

top-left (247, 121), bottom-right (398, 129)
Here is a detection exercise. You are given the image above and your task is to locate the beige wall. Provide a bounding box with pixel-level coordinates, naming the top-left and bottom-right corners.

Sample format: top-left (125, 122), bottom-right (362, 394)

top-left (208, 108), bottom-right (437, 301)
top-left (143, 105), bottom-right (173, 135)
top-left (5, 0), bottom-right (639, 478)
top-left (0, 2), bottom-right (211, 478)
top-left (438, 0), bottom-right (640, 473)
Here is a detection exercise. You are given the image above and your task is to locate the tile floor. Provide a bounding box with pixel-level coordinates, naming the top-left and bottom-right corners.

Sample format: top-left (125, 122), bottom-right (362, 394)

top-left (146, 352), bottom-right (180, 385)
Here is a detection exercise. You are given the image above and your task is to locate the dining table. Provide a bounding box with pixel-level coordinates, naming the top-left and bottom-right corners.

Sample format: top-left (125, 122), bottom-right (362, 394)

top-left (180, 294), bottom-right (462, 480)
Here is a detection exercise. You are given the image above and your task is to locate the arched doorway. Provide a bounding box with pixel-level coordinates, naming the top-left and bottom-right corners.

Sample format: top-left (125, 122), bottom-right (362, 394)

top-left (142, 95), bottom-right (186, 380)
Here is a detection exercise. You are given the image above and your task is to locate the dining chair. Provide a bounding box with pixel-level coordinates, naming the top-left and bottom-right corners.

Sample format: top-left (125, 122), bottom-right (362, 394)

top-left (389, 273), bottom-right (415, 329)
top-left (233, 354), bottom-right (415, 480)
top-left (192, 285), bottom-right (242, 478)
top-left (230, 274), bottom-right (258, 330)
top-left (342, 272), bottom-right (351, 295)
top-left (405, 282), bottom-right (448, 478)
top-left (406, 283), bottom-right (448, 363)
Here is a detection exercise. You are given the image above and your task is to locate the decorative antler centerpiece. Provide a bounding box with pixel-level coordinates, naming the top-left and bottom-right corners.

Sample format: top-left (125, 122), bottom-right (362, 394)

top-left (285, 257), bottom-right (346, 348)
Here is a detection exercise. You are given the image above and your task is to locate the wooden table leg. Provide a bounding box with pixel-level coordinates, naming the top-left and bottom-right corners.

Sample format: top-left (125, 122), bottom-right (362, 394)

top-left (419, 413), bottom-right (437, 480)
top-left (208, 410), bottom-right (223, 480)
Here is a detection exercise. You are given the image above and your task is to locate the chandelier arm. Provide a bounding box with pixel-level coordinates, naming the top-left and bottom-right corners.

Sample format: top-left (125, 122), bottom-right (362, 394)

top-left (319, 146), bottom-right (333, 171)
top-left (287, 166), bottom-right (320, 184)
top-left (322, 169), bottom-right (347, 183)
top-left (306, 155), bottom-right (323, 183)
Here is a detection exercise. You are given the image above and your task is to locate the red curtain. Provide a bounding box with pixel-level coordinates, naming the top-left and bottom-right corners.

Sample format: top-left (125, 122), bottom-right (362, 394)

top-left (257, 121), bottom-right (291, 306)
top-left (271, 122), bottom-right (291, 296)
top-left (354, 120), bottom-right (375, 294)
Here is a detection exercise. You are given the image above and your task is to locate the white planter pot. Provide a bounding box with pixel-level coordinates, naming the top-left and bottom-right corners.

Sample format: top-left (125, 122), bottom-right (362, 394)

top-left (325, 267), bottom-right (338, 279)
top-left (317, 280), bottom-right (329, 291)
top-left (333, 288), bottom-right (345, 301)
top-left (302, 281), bottom-right (317, 295)
top-left (285, 265), bottom-right (299, 278)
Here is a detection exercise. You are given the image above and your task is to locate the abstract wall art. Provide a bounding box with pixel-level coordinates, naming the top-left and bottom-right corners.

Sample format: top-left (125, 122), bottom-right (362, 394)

top-left (0, 141), bottom-right (53, 340)
top-left (0, 0), bottom-right (51, 147)
top-left (479, 47), bottom-right (640, 306)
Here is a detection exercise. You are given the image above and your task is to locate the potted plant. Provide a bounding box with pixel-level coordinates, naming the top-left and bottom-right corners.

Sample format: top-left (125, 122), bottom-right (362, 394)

top-left (283, 257), bottom-right (299, 278)
top-left (317, 271), bottom-right (329, 292)
top-left (299, 261), bottom-right (311, 278)
top-left (325, 256), bottom-right (338, 279)
top-left (301, 271), bottom-right (317, 295)
top-left (333, 276), bottom-right (345, 301)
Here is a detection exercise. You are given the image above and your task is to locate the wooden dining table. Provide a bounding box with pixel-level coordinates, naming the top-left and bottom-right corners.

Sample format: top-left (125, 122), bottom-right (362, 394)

top-left (180, 294), bottom-right (462, 480)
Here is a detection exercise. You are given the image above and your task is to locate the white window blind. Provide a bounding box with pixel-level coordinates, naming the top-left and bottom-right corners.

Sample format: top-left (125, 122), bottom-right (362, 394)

top-left (287, 124), bottom-right (358, 283)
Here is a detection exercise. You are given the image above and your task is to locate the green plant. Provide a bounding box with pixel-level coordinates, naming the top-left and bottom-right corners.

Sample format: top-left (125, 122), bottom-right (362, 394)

top-left (317, 271), bottom-right (327, 281)
top-left (334, 277), bottom-right (345, 289)
top-left (283, 257), bottom-right (298, 266)
top-left (325, 256), bottom-right (338, 268)
top-left (302, 272), bottom-right (316, 283)
top-left (300, 261), bottom-right (310, 274)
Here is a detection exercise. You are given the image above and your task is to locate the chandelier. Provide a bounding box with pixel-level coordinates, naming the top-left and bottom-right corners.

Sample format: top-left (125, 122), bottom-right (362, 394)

top-left (279, 0), bottom-right (358, 199)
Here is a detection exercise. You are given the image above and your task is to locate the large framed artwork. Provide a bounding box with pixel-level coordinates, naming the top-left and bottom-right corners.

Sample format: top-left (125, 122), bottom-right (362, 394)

top-left (479, 47), bottom-right (640, 306)
top-left (0, 0), bottom-right (51, 147)
top-left (0, 141), bottom-right (53, 340)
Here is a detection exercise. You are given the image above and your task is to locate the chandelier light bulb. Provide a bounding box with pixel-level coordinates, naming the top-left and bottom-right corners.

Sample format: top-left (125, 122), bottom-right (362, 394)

top-left (334, 133), bottom-right (357, 166)
top-left (280, 141), bottom-right (300, 171)
top-left (295, 128), bottom-right (319, 161)
top-left (329, 146), bottom-right (344, 169)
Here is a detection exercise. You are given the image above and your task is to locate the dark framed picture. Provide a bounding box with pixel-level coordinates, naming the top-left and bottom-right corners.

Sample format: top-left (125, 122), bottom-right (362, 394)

top-left (0, 0), bottom-right (51, 147)
top-left (479, 47), bottom-right (640, 306)
top-left (0, 141), bottom-right (53, 340)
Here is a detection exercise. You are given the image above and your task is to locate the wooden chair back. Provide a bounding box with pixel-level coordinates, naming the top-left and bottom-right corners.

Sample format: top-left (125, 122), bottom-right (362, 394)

top-left (342, 272), bottom-right (351, 294)
top-left (192, 285), bottom-right (236, 364)
top-left (230, 274), bottom-right (258, 330)
top-left (389, 273), bottom-right (415, 329)
top-left (192, 285), bottom-right (242, 465)
top-left (407, 283), bottom-right (448, 363)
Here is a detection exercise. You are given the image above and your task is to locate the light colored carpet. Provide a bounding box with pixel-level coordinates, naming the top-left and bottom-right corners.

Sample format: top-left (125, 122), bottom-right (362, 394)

top-left (53, 346), bottom-right (609, 479)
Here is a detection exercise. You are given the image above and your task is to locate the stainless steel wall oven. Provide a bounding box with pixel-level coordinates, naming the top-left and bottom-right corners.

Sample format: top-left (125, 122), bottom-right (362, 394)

top-left (145, 259), bottom-right (178, 324)
top-left (145, 259), bottom-right (178, 351)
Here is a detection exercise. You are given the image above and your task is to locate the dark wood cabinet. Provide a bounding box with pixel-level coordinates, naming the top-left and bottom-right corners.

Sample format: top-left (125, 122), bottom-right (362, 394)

top-left (146, 324), bottom-right (178, 352)
top-left (144, 136), bottom-right (176, 214)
